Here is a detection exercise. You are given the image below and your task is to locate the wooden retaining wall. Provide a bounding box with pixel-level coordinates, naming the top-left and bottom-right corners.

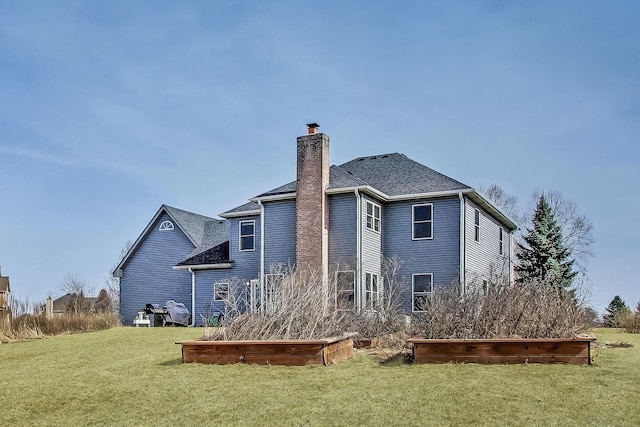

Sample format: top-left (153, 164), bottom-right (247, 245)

top-left (408, 338), bottom-right (595, 365)
top-left (177, 336), bottom-right (354, 366)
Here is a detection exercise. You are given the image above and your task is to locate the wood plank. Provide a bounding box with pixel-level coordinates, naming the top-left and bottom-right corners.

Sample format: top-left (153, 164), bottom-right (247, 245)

top-left (410, 338), bottom-right (593, 365)
top-left (179, 337), bottom-right (354, 366)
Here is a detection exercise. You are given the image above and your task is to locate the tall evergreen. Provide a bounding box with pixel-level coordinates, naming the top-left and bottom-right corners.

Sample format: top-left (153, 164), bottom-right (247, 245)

top-left (603, 295), bottom-right (630, 327)
top-left (515, 194), bottom-right (577, 288)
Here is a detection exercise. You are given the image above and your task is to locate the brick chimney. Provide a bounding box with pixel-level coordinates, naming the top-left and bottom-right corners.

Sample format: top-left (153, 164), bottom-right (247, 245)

top-left (296, 123), bottom-right (329, 285)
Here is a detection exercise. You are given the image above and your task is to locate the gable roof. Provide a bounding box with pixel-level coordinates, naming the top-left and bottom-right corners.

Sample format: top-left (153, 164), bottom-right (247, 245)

top-left (251, 153), bottom-right (471, 200)
top-left (112, 205), bottom-right (220, 276)
top-left (337, 153), bottom-right (470, 196)
top-left (49, 293), bottom-right (98, 312)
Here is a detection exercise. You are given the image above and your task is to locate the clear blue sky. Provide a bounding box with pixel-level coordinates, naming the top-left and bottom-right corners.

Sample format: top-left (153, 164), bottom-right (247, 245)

top-left (1, 1), bottom-right (638, 313)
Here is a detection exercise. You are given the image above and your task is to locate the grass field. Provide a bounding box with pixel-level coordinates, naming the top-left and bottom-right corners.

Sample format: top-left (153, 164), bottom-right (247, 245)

top-left (1, 328), bottom-right (638, 426)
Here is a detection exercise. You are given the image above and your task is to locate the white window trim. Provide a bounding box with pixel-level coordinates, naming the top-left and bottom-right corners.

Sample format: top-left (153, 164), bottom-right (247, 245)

top-left (239, 220), bottom-right (256, 252)
top-left (159, 220), bottom-right (174, 231)
top-left (264, 273), bottom-right (284, 313)
top-left (474, 209), bottom-right (480, 243)
top-left (335, 270), bottom-right (356, 311)
top-left (365, 200), bottom-right (381, 233)
top-left (412, 203), bottom-right (433, 240)
top-left (499, 228), bottom-right (504, 256)
top-left (412, 273), bottom-right (433, 313)
top-left (213, 281), bottom-right (229, 301)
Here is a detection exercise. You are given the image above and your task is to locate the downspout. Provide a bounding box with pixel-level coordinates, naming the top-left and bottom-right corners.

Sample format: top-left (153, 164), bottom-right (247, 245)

top-left (189, 268), bottom-right (196, 326)
top-left (355, 189), bottom-right (362, 311)
top-left (458, 192), bottom-right (466, 293)
top-left (258, 199), bottom-right (265, 313)
top-left (509, 230), bottom-right (514, 284)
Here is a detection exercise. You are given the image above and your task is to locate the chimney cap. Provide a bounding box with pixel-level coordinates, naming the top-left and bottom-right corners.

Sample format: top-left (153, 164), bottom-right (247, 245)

top-left (306, 123), bottom-right (320, 134)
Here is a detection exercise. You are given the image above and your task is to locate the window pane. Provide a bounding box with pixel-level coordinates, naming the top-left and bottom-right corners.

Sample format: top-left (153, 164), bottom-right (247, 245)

top-left (337, 272), bottom-right (355, 292)
top-left (367, 203), bottom-right (373, 215)
top-left (414, 275), bottom-right (432, 293)
top-left (414, 295), bottom-right (428, 311)
top-left (414, 222), bottom-right (432, 239)
top-left (475, 209), bottom-right (480, 225)
top-left (414, 205), bottom-right (431, 221)
top-left (241, 236), bottom-right (254, 250)
top-left (366, 216), bottom-right (373, 229)
top-left (374, 205), bottom-right (380, 218)
top-left (240, 222), bottom-right (254, 236)
top-left (337, 291), bottom-right (355, 309)
top-left (372, 275), bottom-right (378, 292)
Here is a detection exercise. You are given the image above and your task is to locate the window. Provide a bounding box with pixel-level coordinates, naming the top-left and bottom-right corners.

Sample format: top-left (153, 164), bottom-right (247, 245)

top-left (239, 220), bottom-right (255, 251)
top-left (264, 273), bottom-right (284, 314)
top-left (474, 209), bottom-right (480, 242)
top-left (413, 204), bottom-right (433, 239)
top-left (364, 272), bottom-right (379, 310)
top-left (499, 228), bottom-right (504, 255)
top-left (159, 220), bottom-right (174, 231)
top-left (336, 271), bottom-right (356, 310)
top-left (213, 281), bottom-right (229, 301)
top-left (412, 274), bottom-right (433, 312)
top-left (366, 201), bottom-right (381, 232)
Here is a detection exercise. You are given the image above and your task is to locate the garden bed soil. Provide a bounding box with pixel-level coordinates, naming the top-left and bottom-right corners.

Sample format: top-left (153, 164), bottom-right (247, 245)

top-left (177, 336), bottom-right (354, 366)
top-left (407, 337), bottom-right (596, 365)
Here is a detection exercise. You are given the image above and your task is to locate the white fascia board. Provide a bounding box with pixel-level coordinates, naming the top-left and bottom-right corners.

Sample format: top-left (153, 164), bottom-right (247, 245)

top-left (219, 210), bottom-right (261, 219)
top-left (468, 191), bottom-right (519, 231)
top-left (386, 188), bottom-right (475, 201)
top-left (326, 185), bottom-right (389, 201)
top-left (249, 193), bottom-right (296, 203)
top-left (173, 263), bottom-right (234, 271)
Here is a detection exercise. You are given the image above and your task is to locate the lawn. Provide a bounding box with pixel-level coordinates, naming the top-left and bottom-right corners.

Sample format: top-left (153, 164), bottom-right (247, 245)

top-left (1, 328), bottom-right (638, 426)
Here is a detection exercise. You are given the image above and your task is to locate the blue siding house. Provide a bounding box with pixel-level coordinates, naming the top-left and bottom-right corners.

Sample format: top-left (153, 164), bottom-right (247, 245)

top-left (115, 124), bottom-right (517, 324)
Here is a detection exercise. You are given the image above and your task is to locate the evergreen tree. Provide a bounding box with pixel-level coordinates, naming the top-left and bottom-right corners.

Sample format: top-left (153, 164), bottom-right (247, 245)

top-left (515, 194), bottom-right (577, 289)
top-left (603, 295), bottom-right (630, 327)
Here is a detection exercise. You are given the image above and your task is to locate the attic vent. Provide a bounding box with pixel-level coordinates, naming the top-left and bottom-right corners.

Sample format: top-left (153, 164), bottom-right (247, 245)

top-left (358, 158), bottom-right (365, 162)
top-left (381, 155), bottom-right (389, 158)
top-left (159, 220), bottom-right (174, 231)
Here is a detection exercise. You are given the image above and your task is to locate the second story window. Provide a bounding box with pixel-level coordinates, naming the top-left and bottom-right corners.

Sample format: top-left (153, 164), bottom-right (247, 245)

top-left (474, 209), bottom-right (480, 242)
top-left (366, 201), bottom-right (381, 232)
top-left (413, 204), bottom-right (433, 239)
top-left (499, 228), bottom-right (504, 255)
top-left (239, 220), bottom-right (255, 251)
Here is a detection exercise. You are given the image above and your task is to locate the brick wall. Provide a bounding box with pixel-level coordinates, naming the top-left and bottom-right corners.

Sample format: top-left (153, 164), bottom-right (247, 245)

top-left (295, 132), bottom-right (330, 283)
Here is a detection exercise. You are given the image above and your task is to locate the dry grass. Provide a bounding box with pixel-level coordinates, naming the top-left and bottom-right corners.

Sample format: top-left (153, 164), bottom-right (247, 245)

top-left (0, 296), bottom-right (120, 342)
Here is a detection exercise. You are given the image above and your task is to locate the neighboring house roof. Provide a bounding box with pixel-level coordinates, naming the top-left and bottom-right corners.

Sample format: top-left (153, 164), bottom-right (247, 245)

top-left (0, 276), bottom-right (9, 293)
top-left (113, 205), bottom-right (221, 276)
top-left (47, 294), bottom-right (98, 312)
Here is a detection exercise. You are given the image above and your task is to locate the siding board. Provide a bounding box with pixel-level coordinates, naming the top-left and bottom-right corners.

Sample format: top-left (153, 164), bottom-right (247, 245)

top-left (119, 212), bottom-right (195, 325)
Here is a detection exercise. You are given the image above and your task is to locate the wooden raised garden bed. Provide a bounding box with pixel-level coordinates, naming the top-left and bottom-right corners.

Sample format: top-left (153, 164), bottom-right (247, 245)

top-left (177, 336), bottom-right (354, 366)
top-left (407, 338), bottom-right (596, 365)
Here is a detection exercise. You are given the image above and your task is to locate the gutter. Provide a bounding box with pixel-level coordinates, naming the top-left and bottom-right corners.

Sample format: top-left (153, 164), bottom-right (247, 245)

top-left (458, 192), bottom-right (466, 293)
top-left (189, 268), bottom-right (195, 326)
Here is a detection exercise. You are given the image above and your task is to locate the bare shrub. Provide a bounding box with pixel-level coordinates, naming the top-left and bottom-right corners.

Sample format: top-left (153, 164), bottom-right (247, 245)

top-left (619, 302), bottom-right (640, 334)
top-left (412, 280), bottom-right (592, 339)
top-left (0, 295), bottom-right (120, 342)
top-left (204, 259), bottom-right (408, 341)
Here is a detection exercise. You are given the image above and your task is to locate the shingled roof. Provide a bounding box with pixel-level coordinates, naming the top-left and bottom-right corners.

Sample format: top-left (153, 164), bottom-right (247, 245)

top-left (235, 152), bottom-right (471, 204)
top-left (113, 205), bottom-right (224, 275)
